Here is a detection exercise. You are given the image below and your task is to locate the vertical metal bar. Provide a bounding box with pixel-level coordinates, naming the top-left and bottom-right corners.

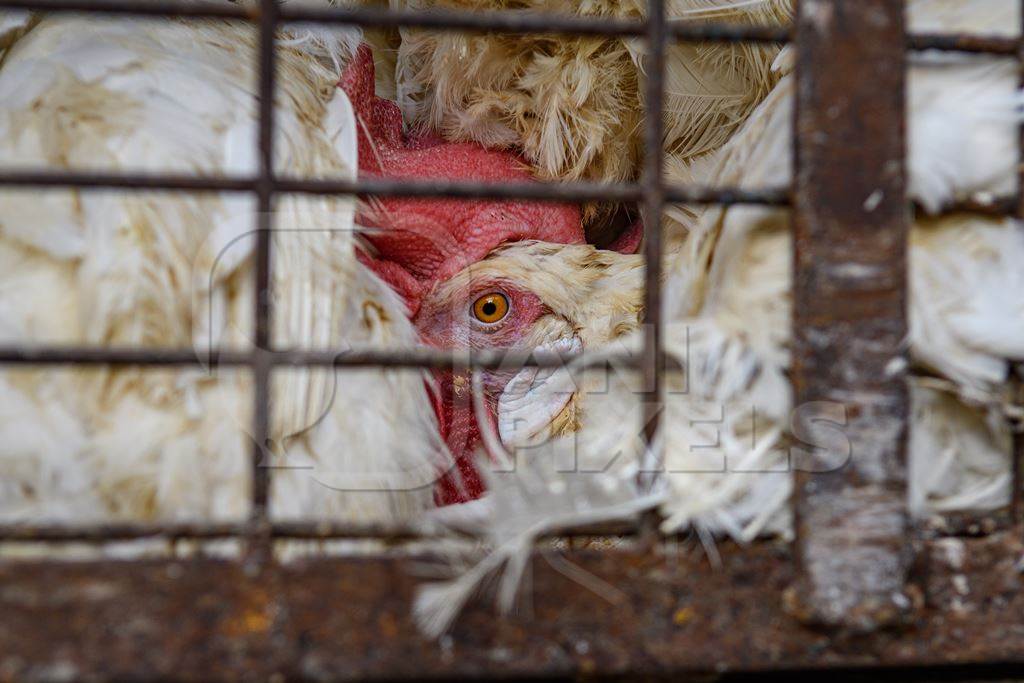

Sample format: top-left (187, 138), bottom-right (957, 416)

top-left (1014, 364), bottom-right (1024, 526)
top-left (788, 0), bottom-right (915, 631)
top-left (1012, 0), bottom-right (1024, 528)
top-left (638, 0), bottom-right (666, 493)
top-left (250, 0), bottom-right (277, 547)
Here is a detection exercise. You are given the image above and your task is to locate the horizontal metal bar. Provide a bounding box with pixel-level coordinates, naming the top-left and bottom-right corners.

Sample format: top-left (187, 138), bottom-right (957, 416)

top-left (919, 507), bottom-right (1013, 538)
top-left (670, 21), bottom-right (790, 43)
top-left (0, 0), bottom-right (794, 42)
top-left (1, 534), bottom-right (1022, 679)
top-left (0, 506), bottom-right (1002, 544)
top-left (909, 32), bottom-right (1020, 55)
top-left (1, 0), bottom-right (1019, 56)
top-left (277, 176), bottom-right (643, 203)
top-left (281, 4), bottom-right (644, 37)
top-left (0, 169), bottom-right (256, 192)
top-left (927, 194), bottom-right (1020, 217)
top-left (0, 0), bottom-right (253, 19)
top-left (0, 169), bottom-right (792, 206)
top-left (288, 7), bottom-right (789, 43)
top-left (0, 346), bottom-right (252, 366)
top-left (0, 519), bottom-right (641, 543)
top-left (0, 521), bottom-right (433, 542)
top-left (0, 345), bottom-right (640, 371)
top-left (0, 521), bottom-right (249, 542)
top-left (665, 184), bottom-right (791, 206)
top-left (268, 347), bottom-right (621, 370)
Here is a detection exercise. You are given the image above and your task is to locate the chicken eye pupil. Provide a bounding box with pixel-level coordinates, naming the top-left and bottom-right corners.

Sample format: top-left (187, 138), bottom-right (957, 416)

top-left (472, 292), bottom-right (509, 323)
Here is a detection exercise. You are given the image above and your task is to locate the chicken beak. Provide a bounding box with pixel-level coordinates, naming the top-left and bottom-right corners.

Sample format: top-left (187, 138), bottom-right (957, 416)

top-left (497, 336), bottom-right (582, 448)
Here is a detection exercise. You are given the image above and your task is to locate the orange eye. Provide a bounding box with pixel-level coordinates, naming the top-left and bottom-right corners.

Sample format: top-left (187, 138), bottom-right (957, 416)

top-left (471, 293), bottom-right (510, 324)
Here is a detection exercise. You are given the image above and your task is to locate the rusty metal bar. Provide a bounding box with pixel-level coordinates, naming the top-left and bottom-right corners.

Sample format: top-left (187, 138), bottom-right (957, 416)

top-left (789, 0), bottom-right (913, 631)
top-left (281, 4), bottom-right (645, 37)
top-left (908, 32), bottom-right (1019, 55)
top-left (3, 167), bottom-right (1015, 214)
top-left (1012, 2), bottom-right (1024, 528)
top-left (1014, 367), bottom-right (1024, 525)
top-left (248, 0), bottom-right (276, 538)
top-left (923, 194), bottom-right (1020, 217)
top-left (0, 0), bottom-right (788, 42)
top-left (2, 534), bottom-right (1024, 680)
top-left (638, 0), bottom-right (666, 492)
top-left (0, 346), bottom-right (250, 366)
top-left (0, 169), bottom-right (791, 206)
top-left (0, 504), bottom-right (999, 545)
top-left (0, 522), bottom-right (250, 542)
top-left (0, 170), bottom-right (258, 192)
top-left (0, 0), bottom-right (255, 18)
top-left (0, 518), bottom-right (641, 543)
top-left (0, 345), bottom-right (634, 370)
top-left (3, 0), bottom-right (1017, 53)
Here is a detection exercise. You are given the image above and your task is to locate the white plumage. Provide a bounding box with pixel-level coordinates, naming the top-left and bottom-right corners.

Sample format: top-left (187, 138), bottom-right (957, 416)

top-left (648, 0), bottom-right (1024, 535)
top-left (0, 8), bottom-right (444, 526)
top-left (414, 0), bottom-right (1024, 633)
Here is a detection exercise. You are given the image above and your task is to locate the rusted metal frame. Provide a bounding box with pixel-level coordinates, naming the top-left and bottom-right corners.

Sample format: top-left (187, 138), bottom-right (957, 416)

top-left (2, 533), bottom-right (1024, 680)
top-left (248, 0), bottom-right (276, 543)
top-left (638, 0), bottom-right (666, 496)
top-left (789, 0), bottom-right (914, 631)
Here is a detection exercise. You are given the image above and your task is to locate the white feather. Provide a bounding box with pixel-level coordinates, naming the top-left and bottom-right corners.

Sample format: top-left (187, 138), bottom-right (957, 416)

top-left (0, 8), bottom-right (444, 532)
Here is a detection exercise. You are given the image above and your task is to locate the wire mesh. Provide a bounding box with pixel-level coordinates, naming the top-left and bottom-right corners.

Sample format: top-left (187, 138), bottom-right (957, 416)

top-left (0, 0), bottom-right (1017, 558)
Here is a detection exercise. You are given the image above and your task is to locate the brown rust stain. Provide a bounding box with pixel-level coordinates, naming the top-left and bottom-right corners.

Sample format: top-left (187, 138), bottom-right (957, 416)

top-left (0, 535), bottom-right (1023, 680)
top-left (790, 0), bottom-right (913, 632)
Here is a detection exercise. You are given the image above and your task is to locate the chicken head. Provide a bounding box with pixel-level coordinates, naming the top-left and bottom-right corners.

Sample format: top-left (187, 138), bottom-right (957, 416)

top-left (340, 46), bottom-right (643, 505)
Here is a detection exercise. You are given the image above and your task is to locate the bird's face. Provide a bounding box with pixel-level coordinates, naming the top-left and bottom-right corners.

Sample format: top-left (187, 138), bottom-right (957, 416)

top-left (339, 45), bottom-right (642, 504)
top-left (414, 242), bottom-right (642, 504)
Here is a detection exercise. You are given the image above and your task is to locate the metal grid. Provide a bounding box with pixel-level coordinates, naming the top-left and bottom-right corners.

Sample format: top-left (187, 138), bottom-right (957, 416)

top-left (0, 0), bottom-right (805, 547)
top-left (0, 0), bottom-right (1023, 678)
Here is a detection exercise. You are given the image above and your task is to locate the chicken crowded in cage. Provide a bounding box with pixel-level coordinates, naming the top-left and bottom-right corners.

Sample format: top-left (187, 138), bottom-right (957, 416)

top-left (0, 0), bottom-right (1022, 637)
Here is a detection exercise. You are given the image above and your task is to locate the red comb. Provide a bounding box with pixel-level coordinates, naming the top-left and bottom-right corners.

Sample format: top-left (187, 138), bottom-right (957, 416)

top-left (338, 45), bottom-right (584, 315)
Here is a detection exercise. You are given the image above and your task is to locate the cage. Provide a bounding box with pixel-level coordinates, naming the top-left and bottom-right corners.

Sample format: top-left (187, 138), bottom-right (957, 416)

top-left (0, 0), bottom-right (1023, 680)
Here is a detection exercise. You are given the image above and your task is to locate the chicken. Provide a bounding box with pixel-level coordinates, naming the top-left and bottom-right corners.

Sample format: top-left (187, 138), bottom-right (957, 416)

top-left (340, 46), bottom-right (645, 504)
top-left (411, 0), bottom-right (1024, 635)
top-left (0, 9), bottom-right (446, 526)
top-left (391, 0), bottom-right (792, 232)
top-left (651, 0), bottom-right (1024, 533)
top-left (483, 0), bottom-right (1024, 534)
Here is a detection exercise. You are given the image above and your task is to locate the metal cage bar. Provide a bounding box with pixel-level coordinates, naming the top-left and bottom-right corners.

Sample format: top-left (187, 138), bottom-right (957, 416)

top-left (2, 535), bottom-right (1024, 679)
top-left (788, 0), bottom-right (913, 630)
top-left (638, 0), bottom-right (666, 489)
top-left (0, 0), bottom-right (1015, 542)
top-left (1014, 0), bottom-right (1024, 528)
top-left (0, 1), bottom-right (1023, 678)
top-left (247, 0), bottom-right (277, 546)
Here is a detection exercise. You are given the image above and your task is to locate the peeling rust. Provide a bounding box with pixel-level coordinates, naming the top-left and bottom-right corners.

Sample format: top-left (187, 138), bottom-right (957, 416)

top-left (2, 536), bottom-right (1024, 681)
top-left (791, 0), bottom-right (914, 632)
